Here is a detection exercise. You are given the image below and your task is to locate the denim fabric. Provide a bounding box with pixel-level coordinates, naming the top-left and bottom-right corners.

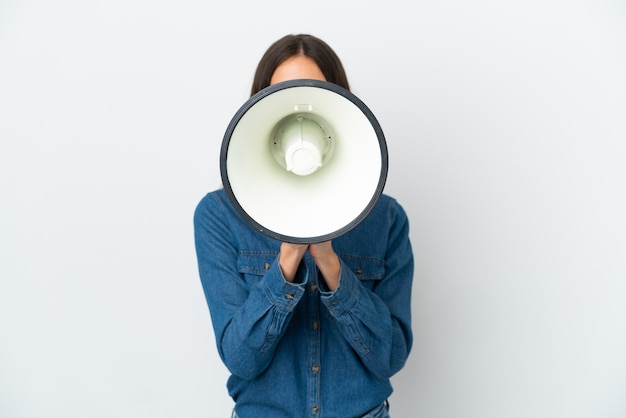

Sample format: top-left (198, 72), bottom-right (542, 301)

top-left (361, 401), bottom-right (390, 418)
top-left (195, 188), bottom-right (413, 418)
top-left (233, 401), bottom-right (389, 418)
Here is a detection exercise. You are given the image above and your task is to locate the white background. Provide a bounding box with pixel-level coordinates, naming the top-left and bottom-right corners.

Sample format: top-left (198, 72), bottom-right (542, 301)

top-left (1, 1), bottom-right (625, 417)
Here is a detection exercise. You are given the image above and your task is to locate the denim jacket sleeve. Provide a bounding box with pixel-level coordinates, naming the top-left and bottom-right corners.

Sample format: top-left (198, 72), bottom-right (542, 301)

top-left (320, 197), bottom-right (414, 379)
top-left (193, 192), bottom-right (309, 379)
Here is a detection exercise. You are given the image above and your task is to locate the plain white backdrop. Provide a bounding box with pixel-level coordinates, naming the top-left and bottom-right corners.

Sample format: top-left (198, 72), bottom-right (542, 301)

top-left (1, 1), bottom-right (625, 417)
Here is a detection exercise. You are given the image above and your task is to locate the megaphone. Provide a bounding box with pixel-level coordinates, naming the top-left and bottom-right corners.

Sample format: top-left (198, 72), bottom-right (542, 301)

top-left (220, 79), bottom-right (388, 244)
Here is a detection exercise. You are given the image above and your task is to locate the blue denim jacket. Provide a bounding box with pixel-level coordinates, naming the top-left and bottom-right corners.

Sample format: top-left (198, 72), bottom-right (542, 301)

top-left (194, 189), bottom-right (414, 418)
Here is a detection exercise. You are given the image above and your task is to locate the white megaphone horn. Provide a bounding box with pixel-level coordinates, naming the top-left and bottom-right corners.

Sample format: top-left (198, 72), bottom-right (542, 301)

top-left (220, 79), bottom-right (388, 244)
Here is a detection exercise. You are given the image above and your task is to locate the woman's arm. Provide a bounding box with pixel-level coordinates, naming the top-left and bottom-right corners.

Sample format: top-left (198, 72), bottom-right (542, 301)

top-left (319, 199), bottom-right (414, 379)
top-left (193, 194), bottom-right (308, 379)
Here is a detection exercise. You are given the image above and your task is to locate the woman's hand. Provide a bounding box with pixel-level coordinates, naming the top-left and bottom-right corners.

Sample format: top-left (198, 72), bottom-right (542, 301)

top-left (279, 241), bottom-right (340, 290)
top-left (279, 243), bottom-right (308, 282)
top-left (309, 241), bottom-right (340, 291)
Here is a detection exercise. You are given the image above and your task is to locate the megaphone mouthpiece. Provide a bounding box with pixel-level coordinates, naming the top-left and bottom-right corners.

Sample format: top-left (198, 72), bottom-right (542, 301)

top-left (273, 115), bottom-right (330, 176)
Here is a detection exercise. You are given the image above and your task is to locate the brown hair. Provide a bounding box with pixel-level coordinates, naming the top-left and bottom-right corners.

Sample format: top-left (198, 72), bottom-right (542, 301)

top-left (250, 34), bottom-right (350, 96)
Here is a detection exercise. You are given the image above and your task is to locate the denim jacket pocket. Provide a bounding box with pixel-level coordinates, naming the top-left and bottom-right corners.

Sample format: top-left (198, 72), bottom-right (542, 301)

top-left (340, 256), bottom-right (385, 290)
top-left (237, 252), bottom-right (277, 280)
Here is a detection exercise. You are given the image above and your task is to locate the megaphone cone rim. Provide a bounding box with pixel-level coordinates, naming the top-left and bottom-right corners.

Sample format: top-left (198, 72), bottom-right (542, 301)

top-left (220, 79), bottom-right (388, 244)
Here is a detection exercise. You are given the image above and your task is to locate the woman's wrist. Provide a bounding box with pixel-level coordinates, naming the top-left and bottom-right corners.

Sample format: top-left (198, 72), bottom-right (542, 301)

top-left (309, 242), bottom-right (340, 291)
top-left (279, 243), bottom-right (308, 282)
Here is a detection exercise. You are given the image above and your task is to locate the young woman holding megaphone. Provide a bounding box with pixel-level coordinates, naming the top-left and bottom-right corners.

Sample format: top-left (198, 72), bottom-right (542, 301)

top-left (194, 34), bottom-right (414, 418)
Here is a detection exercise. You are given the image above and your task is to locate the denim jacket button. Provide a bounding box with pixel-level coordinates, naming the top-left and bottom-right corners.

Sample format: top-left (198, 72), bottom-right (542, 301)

top-left (285, 293), bottom-right (294, 300)
top-left (264, 262), bottom-right (270, 270)
top-left (312, 405), bottom-right (319, 414)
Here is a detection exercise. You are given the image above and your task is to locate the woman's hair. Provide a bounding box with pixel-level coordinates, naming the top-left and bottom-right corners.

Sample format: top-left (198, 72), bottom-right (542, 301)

top-left (250, 34), bottom-right (350, 96)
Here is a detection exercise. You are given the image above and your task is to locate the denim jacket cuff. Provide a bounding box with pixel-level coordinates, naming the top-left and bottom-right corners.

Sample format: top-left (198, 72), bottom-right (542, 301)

top-left (320, 261), bottom-right (358, 315)
top-left (265, 256), bottom-right (308, 310)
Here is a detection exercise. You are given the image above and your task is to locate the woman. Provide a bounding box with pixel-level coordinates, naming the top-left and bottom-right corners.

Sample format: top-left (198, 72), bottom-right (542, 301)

top-left (194, 34), bottom-right (414, 418)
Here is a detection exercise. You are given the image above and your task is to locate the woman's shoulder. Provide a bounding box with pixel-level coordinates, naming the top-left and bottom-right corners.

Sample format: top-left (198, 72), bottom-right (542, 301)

top-left (197, 187), bottom-right (229, 204)
top-left (372, 193), bottom-right (409, 219)
top-left (194, 188), bottom-right (232, 219)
